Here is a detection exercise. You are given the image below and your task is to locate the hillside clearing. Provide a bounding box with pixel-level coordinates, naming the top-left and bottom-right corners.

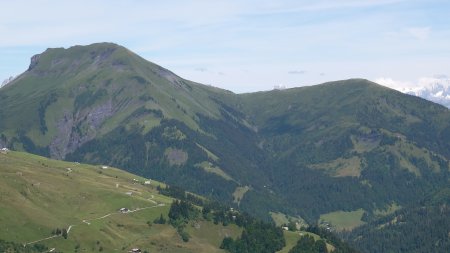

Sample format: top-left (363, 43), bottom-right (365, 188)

top-left (276, 231), bottom-right (334, 253)
top-left (270, 212), bottom-right (307, 228)
top-left (310, 156), bottom-right (361, 177)
top-left (319, 209), bottom-right (365, 231)
top-left (195, 161), bottom-right (234, 181)
top-left (233, 186), bottom-right (250, 205)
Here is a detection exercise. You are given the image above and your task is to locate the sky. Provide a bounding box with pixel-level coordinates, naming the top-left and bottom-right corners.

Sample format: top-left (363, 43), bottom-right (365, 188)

top-left (1, 0), bottom-right (449, 93)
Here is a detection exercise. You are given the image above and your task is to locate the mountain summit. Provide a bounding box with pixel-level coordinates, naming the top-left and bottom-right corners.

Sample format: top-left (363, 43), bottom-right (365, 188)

top-left (0, 43), bottom-right (229, 159)
top-left (1, 43), bottom-right (450, 229)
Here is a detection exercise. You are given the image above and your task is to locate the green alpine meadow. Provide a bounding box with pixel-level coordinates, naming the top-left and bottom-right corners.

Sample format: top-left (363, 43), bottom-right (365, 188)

top-left (1, 43), bottom-right (449, 252)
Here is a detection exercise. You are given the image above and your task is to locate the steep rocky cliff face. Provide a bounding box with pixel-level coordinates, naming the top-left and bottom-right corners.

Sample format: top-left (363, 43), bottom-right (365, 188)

top-left (50, 100), bottom-right (114, 159)
top-left (28, 54), bottom-right (41, 71)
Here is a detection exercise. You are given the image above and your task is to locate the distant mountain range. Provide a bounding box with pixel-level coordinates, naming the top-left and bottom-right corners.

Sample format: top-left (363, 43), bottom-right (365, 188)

top-left (1, 43), bottom-right (450, 253)
top-left (403, 78), bottom-right (450, 108)
top-left (376, 77), bottom-right (450, 108)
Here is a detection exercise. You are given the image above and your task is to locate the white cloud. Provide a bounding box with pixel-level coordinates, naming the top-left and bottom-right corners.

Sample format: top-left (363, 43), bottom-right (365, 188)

top-left (433, 74), bottom-right (448, 79)
top-left (385, 26), bottom-right (432, 42)
top-left (0, 0), bottom-right (410, 48)
top-left (374, 77), bottom-right (414, 91)
top-left (239, 0), bottom-right (406, 14)
top-left (374, 76), bottom-right (450, 108)
top-left (374, 76), bottom-right (450, 93)
top-left (288, 70), bottom-right (307, 74)
top-left (416, 76), bottom-right (450, 89)
top-left (195, 67), bottom-right (208, 72)
top-left (406, 27), bottom-right (431, 40)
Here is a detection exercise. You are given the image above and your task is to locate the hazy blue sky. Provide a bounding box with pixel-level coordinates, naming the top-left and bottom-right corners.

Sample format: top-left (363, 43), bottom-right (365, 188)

top-left (1, 0), bottom-right (449, 93)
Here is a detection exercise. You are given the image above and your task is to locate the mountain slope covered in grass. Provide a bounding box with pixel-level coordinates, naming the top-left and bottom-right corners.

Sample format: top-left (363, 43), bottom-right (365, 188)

top-left (0, 150), bottom-right (242, 253)
top-left (229, 80), bottom-right (450, 220)
top-left (0, 42), bottom-right (267, 211)
top-left (1, 44), bottom-right (449, 252)
top-left (0, 150), bottom-right (357, 253)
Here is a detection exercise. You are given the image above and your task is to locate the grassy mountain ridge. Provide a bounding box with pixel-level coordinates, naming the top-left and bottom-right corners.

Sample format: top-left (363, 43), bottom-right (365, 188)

top-left (1, 43), bottom-right (449, 244)
top-left (205, 83), bottom-right (444, 224)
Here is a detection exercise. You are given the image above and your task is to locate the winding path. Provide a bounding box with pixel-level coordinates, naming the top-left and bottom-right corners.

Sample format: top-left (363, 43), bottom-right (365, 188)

top-left (24, 200), bottom-right (165, 246)
top-left (24, 235), bottom-right (58, 246)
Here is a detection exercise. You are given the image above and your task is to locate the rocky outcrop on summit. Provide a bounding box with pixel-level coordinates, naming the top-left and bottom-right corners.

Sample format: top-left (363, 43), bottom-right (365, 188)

top-left (28, 54), bottom-right (41, 71)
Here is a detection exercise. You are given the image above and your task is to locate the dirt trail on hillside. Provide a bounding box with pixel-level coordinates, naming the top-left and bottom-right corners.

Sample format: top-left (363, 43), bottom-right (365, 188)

top-left (24, 202), bottom-right (165, 247)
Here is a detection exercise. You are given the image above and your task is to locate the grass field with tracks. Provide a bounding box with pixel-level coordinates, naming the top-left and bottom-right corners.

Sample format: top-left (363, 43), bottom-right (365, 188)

top-left (0, 151), bottom-right (240, 252)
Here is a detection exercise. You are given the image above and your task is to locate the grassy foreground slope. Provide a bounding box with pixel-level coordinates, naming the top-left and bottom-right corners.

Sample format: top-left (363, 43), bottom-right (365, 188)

top-left (0, 151), bottom-right (241, 253)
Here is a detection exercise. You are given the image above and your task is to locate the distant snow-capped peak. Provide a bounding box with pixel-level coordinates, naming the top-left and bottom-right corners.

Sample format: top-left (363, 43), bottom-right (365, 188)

top-left (375, 76), bottom-right (450, 108)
